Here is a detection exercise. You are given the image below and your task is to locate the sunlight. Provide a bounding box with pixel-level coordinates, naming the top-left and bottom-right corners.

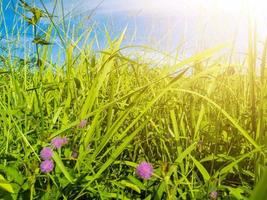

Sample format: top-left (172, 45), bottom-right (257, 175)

top-left (3, 0), bottom-right (267, 198)
top-left (133, 0), bottom-right (267, 41)
top-left (138, 0), bottom-right (267, 25)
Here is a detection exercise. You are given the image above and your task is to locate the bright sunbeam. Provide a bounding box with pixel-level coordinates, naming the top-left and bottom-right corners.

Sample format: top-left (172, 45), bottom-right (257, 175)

top-left (136, 0), bottom-right (267, 24)
top-left (75, 0), bottom-right (267, 29)
top-left (132, 0), bottom-right (267, 40)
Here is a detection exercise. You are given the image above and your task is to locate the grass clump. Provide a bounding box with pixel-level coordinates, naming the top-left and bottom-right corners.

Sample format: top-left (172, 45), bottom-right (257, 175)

top-left (0, 0), bottom-right (266, 199)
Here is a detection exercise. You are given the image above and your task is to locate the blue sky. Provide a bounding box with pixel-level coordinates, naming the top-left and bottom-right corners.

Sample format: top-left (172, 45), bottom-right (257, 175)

top-left (2, 0), bottom-right (267, 61)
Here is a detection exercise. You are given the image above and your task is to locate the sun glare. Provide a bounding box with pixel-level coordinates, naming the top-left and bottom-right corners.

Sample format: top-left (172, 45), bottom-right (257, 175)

top-left (137, 0), bottom-right (267, 25)
top-left (134, 0), bottom-right (267, 40)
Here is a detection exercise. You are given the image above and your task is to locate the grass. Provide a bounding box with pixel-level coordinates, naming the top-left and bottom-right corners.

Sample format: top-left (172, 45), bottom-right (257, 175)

top-left (0, 0), bottom-right (266, 199)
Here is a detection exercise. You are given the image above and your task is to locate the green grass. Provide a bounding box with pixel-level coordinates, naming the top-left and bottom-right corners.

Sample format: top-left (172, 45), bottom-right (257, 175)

top-left (0, 0), bottom-right (266, 199)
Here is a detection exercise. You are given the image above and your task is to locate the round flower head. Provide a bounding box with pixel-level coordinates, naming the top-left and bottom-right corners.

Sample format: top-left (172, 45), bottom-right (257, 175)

top-left (40, 147), bottom-right (53, 160)
top-left (209, 191), bottom-right (218, 199)
top-left (136, 162), bottom-right (153, 180)
top-left (78, 119), bottom-right (87, 128)
top-left (71, 150), bottom-right (78, 159)
top-left (62, 137), bottom-right (68, 145)
top-left (51, 136), bottom-right (68, 149)
top-left (40, 160), bottom-right (54, 173)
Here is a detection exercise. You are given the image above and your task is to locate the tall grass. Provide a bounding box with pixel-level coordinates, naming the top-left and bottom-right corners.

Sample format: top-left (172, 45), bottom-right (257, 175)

top-left (0, 0), bottom-right (266, 199)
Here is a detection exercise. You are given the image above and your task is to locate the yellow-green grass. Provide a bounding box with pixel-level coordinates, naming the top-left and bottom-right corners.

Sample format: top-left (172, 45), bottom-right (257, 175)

top-left (0, 0), bottom-right (266, 199)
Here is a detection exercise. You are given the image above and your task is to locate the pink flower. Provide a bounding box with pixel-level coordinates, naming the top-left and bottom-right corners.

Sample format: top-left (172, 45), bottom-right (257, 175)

top-left (136, 162), bottom-right (153, 180)
top-left (40, 147), bottom-right (53, 160)
top-left (71, 150), bottom-right (78, 159)
top-left (77, 119), bottom-right (87, 128)
top-left (62, 137), bottom-right (68, 145)
top-left (40, 160), bottom-right (54, 173)
top-left (209, 191), bottom-right (218, 199)
top-left (51, 136), bottom-right (68, 149)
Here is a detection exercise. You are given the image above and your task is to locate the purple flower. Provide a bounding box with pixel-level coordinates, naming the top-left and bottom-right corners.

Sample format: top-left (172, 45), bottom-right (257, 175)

top-left (209, 191), bottom-right (218, 199)
top-left (136, 162), bottom-right (153, 180)
top-left (71, 150), bottom-right (78, 159)
top-left (40, 147), bottom-right (53, 160)
top-left (40, 160), bottom-right (54, 173)
top-left (77, 119), bottom-right (87, 128)
top-left (51, 136), bottom-right (68, 149)
top-left (62, 137), bottom-right (68, 145)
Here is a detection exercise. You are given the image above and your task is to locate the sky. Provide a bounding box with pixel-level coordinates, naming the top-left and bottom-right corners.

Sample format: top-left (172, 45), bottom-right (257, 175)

top-left (2, 0), bottom-right (267, 61)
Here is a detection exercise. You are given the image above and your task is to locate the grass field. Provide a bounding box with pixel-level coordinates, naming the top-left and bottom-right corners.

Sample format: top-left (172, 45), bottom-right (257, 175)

top-left (0, 0), bottom-right (267, 199)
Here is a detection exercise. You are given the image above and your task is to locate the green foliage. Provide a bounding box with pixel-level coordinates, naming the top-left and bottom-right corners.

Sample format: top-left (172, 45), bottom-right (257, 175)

top-left (0, 0), bottom-right (266, 199)
top-left (250, 168), bottom-right (267, 200)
